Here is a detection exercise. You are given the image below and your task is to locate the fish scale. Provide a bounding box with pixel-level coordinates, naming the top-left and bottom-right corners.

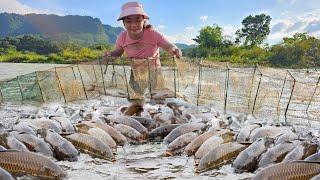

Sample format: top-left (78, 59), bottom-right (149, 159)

top-left (252, 161), bottom-right (320, 180)
top-left (0, 151), bottom-right (66, 179)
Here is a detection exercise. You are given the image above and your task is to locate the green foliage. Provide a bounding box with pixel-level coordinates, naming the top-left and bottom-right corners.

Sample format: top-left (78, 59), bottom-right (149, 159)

top-left (236, 14), bottom-right (271, 47)
top-left (193, 24), bottom-right (226, 49)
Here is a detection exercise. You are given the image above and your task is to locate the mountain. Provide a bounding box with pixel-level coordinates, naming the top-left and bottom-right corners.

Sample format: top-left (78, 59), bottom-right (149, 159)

top-left (175, 43), bottom-right (197, 50)
top-left (0, 13), bottom-right (123, 46)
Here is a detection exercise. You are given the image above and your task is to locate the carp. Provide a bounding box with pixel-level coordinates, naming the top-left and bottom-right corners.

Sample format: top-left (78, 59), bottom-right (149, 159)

top-left (163, 122), bottom-right (207, 144)
top-left (252, 161), bottom-right (320, 180)
top-left (0, 133), bottom-right (29, 151)
top-left (164, 132), bottom-right (198, 156)
top-left (149, 124), bottom-right (180, 141)
top-left (87, 128), bottom-right (117, 150)
top-left (50, 116), bottom-right (76, 134)
top-left (11, 131), bottom-right (53, 157)
top-left (233, 137), bottom-right (274, 172)
top-left (274, 130), bottom-right (298, 145)
top-left (38, 129), bottom-right (79, 161)
top-left (305, 152), bottom-right (320, 162)
top-left (282, 142), bottom-right (317, 163)
top-left (258, 141), bottom-right (300, 168)
top-left (236, 124), bottom-right (261, 143)
top-left (195, 131), bottom-right (235, 162)
top-left (65, 133), bottom-right (114, 161)
top-left (249, 126), bottom-right (284, 142)
top-left (0, 167), bottom-right (14, 180)
top-left (106, 115), bottom-right (148, 139)
top-left (196, 142), bottom-right (246, 173)
top-left (131, 116), bottom-right (157, 131)
top-left (184, 129), bottom-right (230, 156)
top-left (114, 124), bottom-right (143, 142)
top-left (0, 150), bottom-right (66, 179)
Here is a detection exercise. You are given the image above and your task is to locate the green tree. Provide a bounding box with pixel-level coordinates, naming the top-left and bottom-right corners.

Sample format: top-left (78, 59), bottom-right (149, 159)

top-left (193, 24), bottom-right (224, 49)
top-left (235, 14), bottom-right (272, 47)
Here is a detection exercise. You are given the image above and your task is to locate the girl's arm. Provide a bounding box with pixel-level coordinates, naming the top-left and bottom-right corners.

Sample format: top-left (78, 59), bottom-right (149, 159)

top-left (163, 43), bottom-right (182, 58)
top-left (104, 47), bottom-right (124, 58)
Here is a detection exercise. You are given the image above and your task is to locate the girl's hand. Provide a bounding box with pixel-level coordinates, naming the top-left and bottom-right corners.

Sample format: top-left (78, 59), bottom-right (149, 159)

top-left (104, 51), bottom-right (111, 58)
top-left (171, 47), bottom-right (182, 58)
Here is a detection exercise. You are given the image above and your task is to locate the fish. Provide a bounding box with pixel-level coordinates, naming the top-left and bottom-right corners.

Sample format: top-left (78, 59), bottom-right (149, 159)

top-left (163, 122), bottom-right (207, 144)
top-left (65, 133), bottom-right (115, 161)
top-left (149, 124), bottom-right (180, 141)
top-left (0, 150), bottom-right (66, 179)
top-left (196, 142), bottom-right (246, 173)
top-left (87, 128), bottom-right (117, 150)
top-left (195, 131), bottom-right (235, 162)
top-left (131, 116), bottom-right (157, 131)
top-left (164, 132), bottom-right (198, 156)
top-left (0, 133), bottom-right (29, 151)
top-left (84, 121), bottom-right (127, 146)
top-left (114, 124), bottom-right (143, 143)
top-left (249, 126), bottom-right (285, 142)
top-left (305, 152), bottom-right (320, 162)
top-left (38, 129), bottom-right (79, 161)
top-left (11, 131), bottom-right (53, 157)
top-left (184, 129), bottom-right (230, 156)
top-left (252, 161), bottom-right (320, 180)
top-left (153, 112), bottom-right (180, 126)
top-left (233, 137), bottom-right (274, 172)
top-left (282, 142), bottom-right (317, 163)
top-left (258, 141), bottom-right (300, 168)
top-left (12, 122), bottom-right (37, 136)
top-left (0, 167), bottom-right (14, 180)
top-left (50, 116), bottom-right (76, 134)
top-left (29, 118), bottom-right (62, 133)
top-left (106, 115), bottom-right (148, 139)
top-left (274, 130), bottom-right (298, 145)
top-left (236, 124), bottom-right (261, 143)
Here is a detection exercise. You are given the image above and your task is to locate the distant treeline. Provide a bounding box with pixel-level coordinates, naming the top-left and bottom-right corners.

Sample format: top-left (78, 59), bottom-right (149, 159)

top-left (0, 13), bottom-right (319, 68)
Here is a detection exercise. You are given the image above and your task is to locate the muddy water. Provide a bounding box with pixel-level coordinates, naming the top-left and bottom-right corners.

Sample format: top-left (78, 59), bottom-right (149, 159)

top-left (58, 143), bottom-right (253, 180)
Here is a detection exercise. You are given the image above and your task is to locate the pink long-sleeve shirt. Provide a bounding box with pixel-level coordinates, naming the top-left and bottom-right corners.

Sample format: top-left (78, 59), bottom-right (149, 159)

top-left (115, 28), bottom-right (170, 68)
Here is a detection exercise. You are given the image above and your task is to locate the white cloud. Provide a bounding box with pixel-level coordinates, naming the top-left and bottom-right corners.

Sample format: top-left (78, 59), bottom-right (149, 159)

top-left (165, 26), bottom-right (197, 45)
top-left (200, 15), bottom-right (208, 22)
top-left (156, 24), bottom-right (166, 31)
top-left (0, 0), bottom-right (64, 15)
top-left (268, 9), bottom-right (320, 44)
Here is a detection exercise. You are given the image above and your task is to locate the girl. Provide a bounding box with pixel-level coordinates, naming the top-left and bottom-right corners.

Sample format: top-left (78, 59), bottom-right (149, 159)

top-left (104, 1), bottom-right (182, 116)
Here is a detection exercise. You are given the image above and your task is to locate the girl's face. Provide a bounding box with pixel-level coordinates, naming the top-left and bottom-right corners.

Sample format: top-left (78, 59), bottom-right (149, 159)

top-left (123, 15), bottom-right (145, 35)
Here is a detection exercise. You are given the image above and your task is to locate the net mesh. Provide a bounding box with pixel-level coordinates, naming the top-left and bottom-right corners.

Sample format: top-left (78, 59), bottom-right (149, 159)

top-left (1, 57), bottom-right (320, 124)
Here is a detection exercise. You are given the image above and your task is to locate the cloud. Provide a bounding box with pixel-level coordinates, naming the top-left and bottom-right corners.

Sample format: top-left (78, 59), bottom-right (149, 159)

top-left (164, 26), bottom-right (198, 45)
top-left (0, 0), bottom-right (64, 15)
top-left (200, 15), bottom-right (209, 22)
top-left (268, 9), bottom-right (320, 44)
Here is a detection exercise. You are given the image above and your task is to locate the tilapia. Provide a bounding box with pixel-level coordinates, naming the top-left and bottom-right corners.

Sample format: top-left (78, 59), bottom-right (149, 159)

top-left (106, 115), bottom-right (148, 139)
top-left (236, 124), bottom-right (261, 143)
top-left (65, 133), bottom-right (115, 161)
top-left (233, 137), bottom-right (274, 172)
top-left (38, 129), bottom-right (79, 161)
top-left (282, 142), bottom-right (317, 163)
top-left (252, 161), bottom-right (320, 180)
top-left (258, 141), bottom-right (300, 168)
top-left (149, 124), bottom-right (180, 140)
top-left (196, 142), bottom-right (246, 173)
top-left (185, 129), bottom-right (230, 156)
top-left (11, 131), bottom-right (53, 157)
top-left (0, 150), bottom-right (66, 179)
top-left (195, 131), bottom-right (235, 162)
top-left (163, 122), bottom-right (207, 144)
top-left (164, 132), bottom-right (198, 156)
top-left (0, 133), bottom-right (29, 151)
top-left (0, 167), bottom-right (14, 180)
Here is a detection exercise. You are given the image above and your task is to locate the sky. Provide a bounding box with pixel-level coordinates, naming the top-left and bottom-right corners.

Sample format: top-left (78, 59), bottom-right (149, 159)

top-left (1, 0), bottom-right (320, 45)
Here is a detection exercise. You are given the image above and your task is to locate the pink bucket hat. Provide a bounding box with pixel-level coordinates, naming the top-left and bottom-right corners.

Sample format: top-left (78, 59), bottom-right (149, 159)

top-left (117, 2), bottom-right (149, 21)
